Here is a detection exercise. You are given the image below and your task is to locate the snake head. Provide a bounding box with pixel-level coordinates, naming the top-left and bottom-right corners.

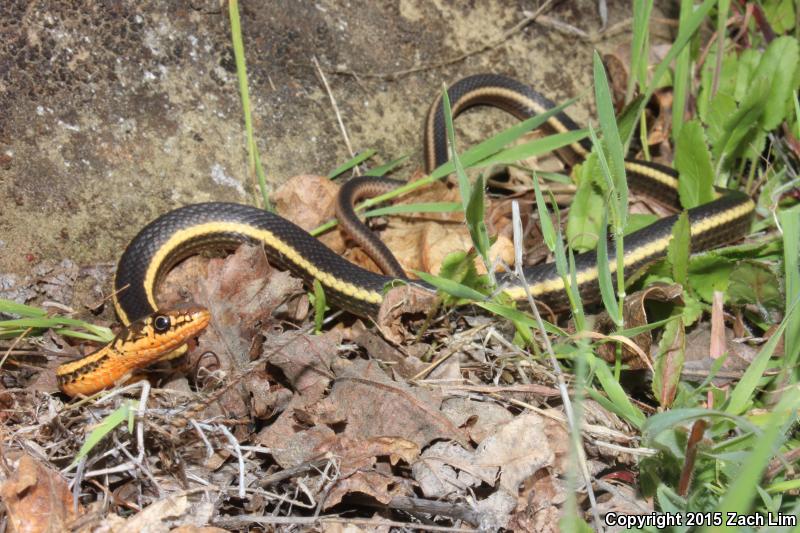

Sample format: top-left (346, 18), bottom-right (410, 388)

top-left (56, 307), bottom-right (211, 397)
top-left (116, 307), bottom-right (211, 355)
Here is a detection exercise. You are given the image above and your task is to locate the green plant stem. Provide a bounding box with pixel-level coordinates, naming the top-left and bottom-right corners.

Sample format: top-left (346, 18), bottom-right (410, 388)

top-left (228, 0), bottom-right (269, 209)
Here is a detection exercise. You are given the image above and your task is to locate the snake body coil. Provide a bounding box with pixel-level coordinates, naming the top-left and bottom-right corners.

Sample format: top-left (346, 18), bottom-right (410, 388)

top-left (58, 74), bottom-right (755, 395)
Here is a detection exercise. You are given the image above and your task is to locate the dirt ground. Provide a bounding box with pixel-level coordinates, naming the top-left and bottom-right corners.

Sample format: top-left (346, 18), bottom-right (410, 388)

top-left (0, 0), bottom-right (672, 300)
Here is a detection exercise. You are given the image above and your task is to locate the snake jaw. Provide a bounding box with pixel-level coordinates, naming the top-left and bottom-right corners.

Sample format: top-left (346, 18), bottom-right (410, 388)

top-left (56, 307), bottom-right (211, 397)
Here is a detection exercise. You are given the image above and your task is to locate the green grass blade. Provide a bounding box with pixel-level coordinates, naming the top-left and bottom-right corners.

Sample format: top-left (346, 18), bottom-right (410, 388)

top-left (70, 401), bottom-right (134, 467)
top-left (726, 295), bottom-right (800, 415)
top-left (229, 0), bottom-right (269, 209)
top-left (626, 0), bottom-right (654, 103)
top-left (589, 361), bottom-right (646, 428)
top-left (591, 55), bottom-right (628, 328)
top-left (364, 201), bottom-right (461, 218)
top-left (441, 85), bottom-right (471, 210)
top-left (312, 279), bottom-right (326, 334)
top-left (596, 211), bottom-right (620, 324)
top-left (708, 388), bottom-right (800, 532)
top-left (671, 0), bottom-right (694, 140)
top-left (365, 154), bottom-right (410, 177)
top-left (625, 0), bottom-right (716, 148)
top-left (531, 174), bottom-right (557, 251)
top-left (312, 96), bottom-right (587, 240)
top-left (413, 270), bottom-right (486, 302)
top-left (476, 302), bottom-right (567, 336)
top-left (474, 129), bottom-right (588, 168)
top-left (593, 51), bottom-right (628, 229)
top-left (711, 0), bottom-right (731, 101)
top-left (779, 207), bottom-right (800, 372)
top-left (616, 316), bottom-right (679, 338)
top-left (0, 317), bottom-right (113, 342)
top-left (465, 174), bottom-right (491, 273)
top-left (327, 149), bottom-right (377, 179)
top-left (0, 299), bottom-right (47, 318)
top-left (643, 407), bottom-right (759, 439)
top-left (794, 91), bottom-right (800, 138)
top-left (441, 87), bottom-right (491, 276)
top-left (428, 96), bottom-right (584, 182)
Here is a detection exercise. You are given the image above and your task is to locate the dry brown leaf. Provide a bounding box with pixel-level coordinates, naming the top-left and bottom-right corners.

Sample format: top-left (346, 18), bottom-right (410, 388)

top-left (318, 435), bottom-right (420, 475)
top-left (254, 330), bottom-right (347, 468)
top-left (594, 282), bottom-right (684, 368)
top-left (264, 329), bottom-right (342, 398)
top-left (257, 418), bottom-right (336, 468)
top-left (418, 222), bottom-right (474, 275)
top-left (441, 397), bottom-right (514, 445)
top-left (246, 367), bottom-right (292, 419)
top-left (710, 291), bottom-right (726, 359)
top-left (602, 53), bottom-right (629, 112)
top-left (376, 284), bottom-right (439, 344)
top-left (379, 221), bottom-right (429, 274)
top-left (159, 245), bottom-right (306, 374)
top-left (514, 465), bottom-right (567, 532)
top-left (681, 322), bottom-right (761, 385)
top-left (310, 359), bottom-right (469, 448)
top-left (114, 495), bottom-right (214, 533)
top-left (350, 324), bottom-right (427, 379)
top-left (507, 505), bottom-right (561, 533)
top-left (156, 245), bottom-right (307, 435)
top-left (594, 481), bottom-right (654, 526)
top-left (412, 441), bottom-right (498, 498)
top-left (473, 491), bottom-right (517, 530)
top-left (273, 174), bottom-right (338, 231)
top-left (648, 89), bottom-right (674, 152)
top-left (0, 454), bottom-right (80, 533)
top-left (474, 412), bottom-right (554, 494)
top-left (323, 470), bottom-right (410, 509)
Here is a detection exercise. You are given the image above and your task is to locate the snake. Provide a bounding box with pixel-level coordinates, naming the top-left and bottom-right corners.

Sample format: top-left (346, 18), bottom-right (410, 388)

top-left (55, 74), bottom-right (755, 396)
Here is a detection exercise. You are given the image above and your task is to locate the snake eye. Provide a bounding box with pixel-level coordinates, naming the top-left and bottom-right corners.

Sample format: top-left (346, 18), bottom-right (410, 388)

top-left (153, 315), bottom-right (171, 333)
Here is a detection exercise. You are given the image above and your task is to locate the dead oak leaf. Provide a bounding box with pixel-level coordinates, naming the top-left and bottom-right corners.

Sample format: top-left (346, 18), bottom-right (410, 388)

top-left (594, 282), bottom-right (684, 368)
top-left (681, 321), bottom-right (761, 385)
top-left (475, 412), bottom-right (554, 495)
top-left (159, 244), bottom-right (305, 375)
top-left (256, 413), bottom-right (336, 468)
top-left (324, 470), bottom-right (411, 509)
top-left (114, 495), bottom-right (214, 533)
top-left (317, 435), bottom-right (420, 474)
top-left (264, 329), bottom-right (342, 398)
top-left (0, 454), bottom-right (80, 533)
top-left (351, 325), bottom-right (427, 379)
top-left (412, 441), bottom-right (498, 499)
top-left (196, 245), bottom-right (306, 367)
top-left (441, 397), bottom-right (514, 445)
top-left (155, 245), bottom-right (306, 436)
top-left (273, 174), bottom-right (338, 232)
top-left (376, 284), bottom-right (439, 345)
top-left (273, 174), bottom-right (348, 259)
top-left (310, 359), bottom-right (469, 448)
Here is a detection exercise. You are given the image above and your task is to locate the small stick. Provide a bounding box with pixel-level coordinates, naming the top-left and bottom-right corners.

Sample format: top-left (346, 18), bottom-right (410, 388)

top-left (312, 56), bottom-right (358, 174)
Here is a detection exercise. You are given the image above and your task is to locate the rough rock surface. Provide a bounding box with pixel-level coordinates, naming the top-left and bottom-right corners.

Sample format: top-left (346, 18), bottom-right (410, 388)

top-left (1, 0), bottom-right (648, 284)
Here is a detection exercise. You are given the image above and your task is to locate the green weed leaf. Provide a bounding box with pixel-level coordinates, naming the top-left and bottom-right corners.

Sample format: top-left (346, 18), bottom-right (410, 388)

top-left (675, 121), bottom-right (715, 208)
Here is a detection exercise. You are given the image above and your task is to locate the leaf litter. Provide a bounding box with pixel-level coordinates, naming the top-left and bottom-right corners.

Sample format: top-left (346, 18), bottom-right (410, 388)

top-left (1, 174), bottom-right (666, 531)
